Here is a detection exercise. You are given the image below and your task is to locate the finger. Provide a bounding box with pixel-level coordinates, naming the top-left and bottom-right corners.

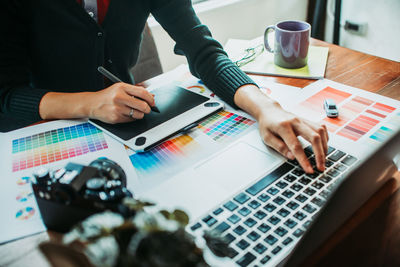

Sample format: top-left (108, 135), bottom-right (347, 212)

top-left (122, 106), bottom-right (145, 120)
top-left (295, 123), bottom-right (326, 172)
top-left (323, 124), bottom-right (329, 143)
top-left (130, 109), bottom-right (145, 120)
top-left (121, 96), bottom-right (151, 114)
top-left (123, 84), bottom-right (155, 107)
top-left (262, 130), bottom-right (294, 160)
top-left (278, 126), bottom-right (313, 173)
top-left (320, 124), bottom-right (329, 154)
top-left (107, 108), bottom-right (135, 124)
top-left (308, 123), bottom-right (329, 154)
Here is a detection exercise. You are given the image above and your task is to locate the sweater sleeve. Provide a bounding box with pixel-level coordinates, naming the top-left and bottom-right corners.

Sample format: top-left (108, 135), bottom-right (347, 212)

top-left (149, 0), bottom-right (258, 108)
top-left (0, 0), bottom-right (50, 121)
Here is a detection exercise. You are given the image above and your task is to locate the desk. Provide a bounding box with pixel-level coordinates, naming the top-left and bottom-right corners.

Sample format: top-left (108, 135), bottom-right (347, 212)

top-left (0, 39), bottom-right (399, 267)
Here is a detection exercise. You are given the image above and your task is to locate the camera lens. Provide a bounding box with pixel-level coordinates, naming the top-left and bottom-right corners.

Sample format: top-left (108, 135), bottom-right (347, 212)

top-left (89, 158), bottom-right (127, 186)
top-left (86, 177), bottom-right (106, 190)
top-left (109, 187), bottom-right (133, 201)
top-left (106, 180), bottom-right (122, 189)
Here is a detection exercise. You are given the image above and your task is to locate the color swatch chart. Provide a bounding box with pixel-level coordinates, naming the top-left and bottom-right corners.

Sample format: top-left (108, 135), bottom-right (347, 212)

top-left (299, 86), bottom-right (397, 142)
top-left (129, 134), bottom-right (199, 175)
top-left (185, 80), bottom-right (216, 98)
top-left (15, 181), bottom-right (36, 222)
top-left (0, 171), bottom-right (46, 244)
top-left (197, 111), bottom-right (255, 142)
top-left (369, 112), bottom-right (400, 145)
top-left (15, 206), bottom-right (35, 220)
top-left (11, 123), bottom-right (108, 172)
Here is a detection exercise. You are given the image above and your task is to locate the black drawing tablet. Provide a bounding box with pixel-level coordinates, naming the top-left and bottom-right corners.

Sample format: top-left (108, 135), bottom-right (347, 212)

top-left (89, 84), bottom-right (223, 151)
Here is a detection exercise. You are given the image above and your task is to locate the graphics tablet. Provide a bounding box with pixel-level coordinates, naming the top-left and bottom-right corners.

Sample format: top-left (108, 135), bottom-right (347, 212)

top-left (89, 84), bottom-right (223, 151)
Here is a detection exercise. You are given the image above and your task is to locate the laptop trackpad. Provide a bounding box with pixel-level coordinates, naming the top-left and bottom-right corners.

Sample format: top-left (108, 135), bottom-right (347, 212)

top-left (195, 142), bottom-right (280, 194)
top-left (140, 141), bottom-right (281, 219)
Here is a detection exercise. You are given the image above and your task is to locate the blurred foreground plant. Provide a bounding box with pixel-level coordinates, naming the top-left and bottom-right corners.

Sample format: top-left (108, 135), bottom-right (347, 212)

top-left (40, 198), bottom-right (230, 267)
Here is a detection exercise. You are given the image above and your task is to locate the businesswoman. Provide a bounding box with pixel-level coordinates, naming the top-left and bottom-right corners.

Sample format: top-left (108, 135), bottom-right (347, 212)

top-left (0, 0), bottom-right (328, 173)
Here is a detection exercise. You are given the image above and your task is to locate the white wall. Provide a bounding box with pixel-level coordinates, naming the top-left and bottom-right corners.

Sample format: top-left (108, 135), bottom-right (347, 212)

top-left (149, 0), bottom-right (309, 72)
top-left (324, 0), bottom-right (400, 62)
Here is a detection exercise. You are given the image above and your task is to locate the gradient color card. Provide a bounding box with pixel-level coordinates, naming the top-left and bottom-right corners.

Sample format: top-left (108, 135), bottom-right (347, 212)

top-left (129, 135), bottom-right (199, 174)
top-left (198, 111), bottom-right (255, 142)
top-left (12, 123), bottom-right (108, 172)
top-left (300, 87), bottom-right (397, 142)
top-left (369, 126), bottom-right (394, 143)
top-left (369, 112), bottom-right (400, 145)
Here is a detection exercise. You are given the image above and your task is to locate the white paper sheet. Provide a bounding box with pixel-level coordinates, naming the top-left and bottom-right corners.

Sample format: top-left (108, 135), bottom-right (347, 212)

top-left (285, 79), bottom-right (400, 156)
top-left (0, 120), bottom-right (136, 244)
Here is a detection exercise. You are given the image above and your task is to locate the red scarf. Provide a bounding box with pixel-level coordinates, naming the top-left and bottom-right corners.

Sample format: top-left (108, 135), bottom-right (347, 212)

top-left (76, 0), bottom-right (110, 24)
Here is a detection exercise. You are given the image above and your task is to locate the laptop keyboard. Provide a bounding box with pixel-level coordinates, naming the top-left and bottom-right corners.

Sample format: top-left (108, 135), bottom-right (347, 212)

top-left (188, 146), bottom-right (357, 267)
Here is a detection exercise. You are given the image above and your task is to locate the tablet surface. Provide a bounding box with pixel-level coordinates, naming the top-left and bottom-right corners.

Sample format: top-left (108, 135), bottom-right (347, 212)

top-left (89, 84), bottom-right (223, 151)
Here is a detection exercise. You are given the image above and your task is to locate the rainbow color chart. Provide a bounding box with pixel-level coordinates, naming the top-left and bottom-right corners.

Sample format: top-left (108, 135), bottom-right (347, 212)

top-left (300, 86), bottom-right (397, 142)
top-left (128, 111), bottom-right (255, 178)
top-left (129, 135), bottom-right (199, 174)
top-left (11, 123), bottom-right (108, 172)
top-left (198, 111), bottom-right (255, 142)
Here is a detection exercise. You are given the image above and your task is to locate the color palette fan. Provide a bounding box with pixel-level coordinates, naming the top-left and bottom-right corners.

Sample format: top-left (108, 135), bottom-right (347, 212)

top-left (197, 111), bottom-right (255, 142)
top-left (11, 123), bottom-right (108, 172)
top-left (129, 134), bottom-right (199, 174)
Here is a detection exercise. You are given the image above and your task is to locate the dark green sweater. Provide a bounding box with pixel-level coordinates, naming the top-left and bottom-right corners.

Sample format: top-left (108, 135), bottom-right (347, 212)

top-left (0, 0), bottom-right (256, 131)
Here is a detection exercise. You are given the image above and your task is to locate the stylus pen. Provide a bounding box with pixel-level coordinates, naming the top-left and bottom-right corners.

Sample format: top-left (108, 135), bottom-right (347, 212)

top-left (97, 66), bottom-right (160, 113)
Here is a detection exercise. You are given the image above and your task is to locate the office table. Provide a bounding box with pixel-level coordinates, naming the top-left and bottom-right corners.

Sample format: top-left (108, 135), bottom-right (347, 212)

top-left (0, 39), bottom-right (399, 267)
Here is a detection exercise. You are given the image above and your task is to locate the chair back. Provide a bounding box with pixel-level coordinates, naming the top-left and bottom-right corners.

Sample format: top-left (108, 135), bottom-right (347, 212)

top-left (131, 24), bottom-right (163, 83)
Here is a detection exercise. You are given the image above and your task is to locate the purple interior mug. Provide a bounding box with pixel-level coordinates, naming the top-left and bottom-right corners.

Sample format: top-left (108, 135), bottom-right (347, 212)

top-left (264, 20), bottom-right (311, 69)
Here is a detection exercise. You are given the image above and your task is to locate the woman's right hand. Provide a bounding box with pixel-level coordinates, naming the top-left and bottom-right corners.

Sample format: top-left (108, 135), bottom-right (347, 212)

top-left (88, 82), bottom-right (155, 124)
top-left (39, 83), bottom-right (155, 123)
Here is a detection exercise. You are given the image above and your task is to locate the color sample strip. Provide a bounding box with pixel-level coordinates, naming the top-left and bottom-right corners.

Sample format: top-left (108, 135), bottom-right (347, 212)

top-left (129, 135), bottom-right (198, 174)
top-left (365, 109), bottom-right (386, 119)
top-left (12, 123), bottom-right (108, 172)
top-left (343, 96), bottom-right (373, 113)
top-left (337, 115), bottom-right (380, 141)
top-left (197, 111), bottom-right (255, 142)
top-left (389, 112), bottom-right (400, 125)
top-left (373, 103), bottom-right (396, 113)
top-left (370, 126), bottom-right (393, 143)
top-left (323, 95), bottom-right (372, 132)
top-left (300, 86), bottom-right (352, 114)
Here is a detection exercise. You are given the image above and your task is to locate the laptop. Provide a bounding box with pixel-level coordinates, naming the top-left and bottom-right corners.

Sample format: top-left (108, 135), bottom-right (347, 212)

top-left (137, 124), bottom-right (400, 266)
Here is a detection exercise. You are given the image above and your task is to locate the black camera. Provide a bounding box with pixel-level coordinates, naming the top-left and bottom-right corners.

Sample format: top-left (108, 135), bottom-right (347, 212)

top-left (32, 158), bottom-right (134, 232)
